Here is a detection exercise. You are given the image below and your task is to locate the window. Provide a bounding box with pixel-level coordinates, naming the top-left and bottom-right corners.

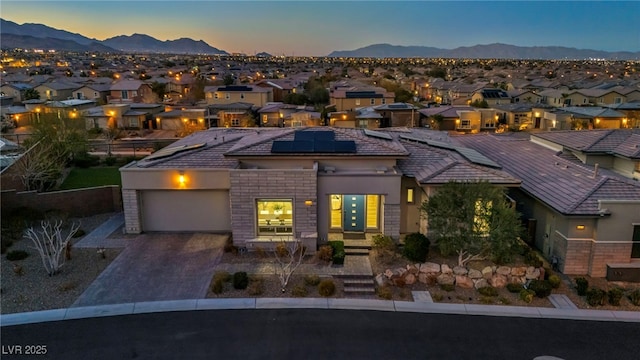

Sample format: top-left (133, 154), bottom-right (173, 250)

top-left (231, 118), bottom-right (240, 126)
top-left (240, 93), bottom-right (245, 99)
top-left (632, 225), bottom-right (640, 258)
top-left (257, 199), bottom-right (293, 235)
top-left (366, 195), bottom-right (379, 228)
top-left (262, 114), bottom-right (268, 124)
top-left (614, 97), bottom-right (622, 104)
top-left (121, 90), bottom-right (128, 99)
top-left (370, 98), bottom-right (375, 105)
top-left (225, 93), bottom-right (230, 100)
top-left (330, 195), bottom-right (342, 228)
top-left (407, 188), bottom-right (415, 204)
top-left (214, 93), bottom-right (219, 99)
top-left (129, 118), bottom-right (138, 128)
top-left (381, 98), bottom-right (386, 104)
top-left (358, 120), bottom-right (368, 129)
top-left (355, 99), bottom-right (360, 106)
top-left (460, 119), bottom-right (471, 129)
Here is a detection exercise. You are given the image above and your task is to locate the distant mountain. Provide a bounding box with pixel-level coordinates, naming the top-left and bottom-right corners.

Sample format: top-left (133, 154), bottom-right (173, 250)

top-left (0, 18), bottom-right (228, 55)
top-left (0, 33), bottom-right (118, 52)
top-left (102, 34), bottom-right (227, 54)
top-left (256, 52), bottom-right (272, 57)
top-left (329, 43), bottom-right (640, 60)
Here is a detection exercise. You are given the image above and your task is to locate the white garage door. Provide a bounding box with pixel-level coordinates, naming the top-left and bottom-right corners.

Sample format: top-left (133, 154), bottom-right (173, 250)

top-left (141, 190), bottom-right (230, 232)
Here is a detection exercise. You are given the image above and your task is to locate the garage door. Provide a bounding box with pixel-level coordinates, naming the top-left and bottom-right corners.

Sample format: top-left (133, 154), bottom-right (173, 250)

top-left (141, 190), bottom-right (230, 232)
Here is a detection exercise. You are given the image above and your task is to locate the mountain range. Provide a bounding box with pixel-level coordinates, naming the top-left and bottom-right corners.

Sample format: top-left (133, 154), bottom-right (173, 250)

top-left (2, 18), bottom-right (639, 60)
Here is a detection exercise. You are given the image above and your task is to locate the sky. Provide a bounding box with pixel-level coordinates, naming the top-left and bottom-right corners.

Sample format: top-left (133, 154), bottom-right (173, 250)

top-left (1, 1), bottom-right (639, 56)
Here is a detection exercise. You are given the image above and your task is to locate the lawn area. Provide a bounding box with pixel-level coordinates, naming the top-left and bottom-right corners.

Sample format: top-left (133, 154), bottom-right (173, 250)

top-left (59, 167), bottom-right (122, 190)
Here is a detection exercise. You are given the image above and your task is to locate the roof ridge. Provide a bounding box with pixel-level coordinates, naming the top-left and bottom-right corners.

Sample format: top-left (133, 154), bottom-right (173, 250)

top-left (224, 128), bottom-right (296, 155)
top-left (566, 176), bottom-right (609, 213)
top-left (419, 161), bottom-right (459, 182)
top-left (583, 129), bottom-right (615, 151)
top-left (334, 128), bottom-right (409, 155)
top-left (138, 136), bottom-right (241, 168)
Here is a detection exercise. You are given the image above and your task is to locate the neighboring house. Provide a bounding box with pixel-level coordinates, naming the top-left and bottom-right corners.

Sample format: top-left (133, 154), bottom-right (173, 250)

top-left (418, 106), bottom-right (475, 131)
top-left (373, 103), bottom-right (419, 128)
top-left (85, 104), bottom-right (147, 130)
top-left (329, 84), bottom-right (395, 111)
top-left (43, 99), bottom-right (97, 119)
top-left (470, 88), bottom-right (511, 106)
top-left (491, 103), bottom-right (533, 130)
top-left (120, 127), bottom-right (520, 254)
top-left (156, 108), bottom-right (207, 131)
top-left (455, 131), bottom-right (640, 279)
top-left (556, 106), bottom-right (627, 130)
top-left (72, 83), bottom-right (111, 103)
top-left (0, 83), bottom-right (32, 104)
top-left (606, 100), bottom-right (640, 128)
top-left (204, 85), bottom-right (273, 107)
top-left (109, 79), bottom-right (154, 104)
top-left (255, 79), bottom-right (298, 102)
top-left (34, 80), bottom-right (79, 101)
top-left (206, 102), bottom-right (258, 128)
top-left (508, 89), bottom-right (542, 104)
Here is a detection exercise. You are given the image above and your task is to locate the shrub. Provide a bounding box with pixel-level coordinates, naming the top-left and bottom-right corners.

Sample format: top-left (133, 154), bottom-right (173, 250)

top-left (223, 237), bottom-right (237, 254)
top-left (507, 283), bottom-right (524, 293)
top-left (431, 293), bottom-right (443, 302)
top-left (498, 296), bottom-right (511, 305)
top-left (586, 288), bottom-right (606, 307)
top-left (440, 283), bottom-right (455, 292)
top-left (479, 296), bottom-right (494, 304)
top-left (377, 286), bottom-right (393, 300)
top-left (318, 279), bottom-right (336, 297)
top-left (519, 289), bottom-right (535, 303)
top-left (291, 284), bottom-right (308, 297)
top-left (575, 277), bottom-right (589, 296)
top-left (548, 274), bottom-right (561, 289)
top-left (607, 288), bottom-right (624, 306)
top-left (57, 281), bottom-right (78, 292)
top-left (628, 289), bottom-right (640, 306)
top-left (211, 279), bottom-right (224, 294)
top-left (275, 243), bottom-right (289, 257)
top-left (71, 228), bottom-right (86, 238)
top-left (213, 271), bottom-right (231, 283)
top-left (304, 274), bottom-right (321, 286)
top-left (478, 286), bottom-right (498, 297)
top-left (247, 279), bottom-right (264, 296)
top-left (372, 234), bottom-right (396, 252)
top-left (104, 156), bottom-right (117, 166)
top-left (523, 248), bottom-right (543, 267)
top-left (73, 152), bottom-right (101, 168)
top-left (402, 232), bottom-right (430, 262)
top-left (328, 241), bottom-right (345, 265)
top-left (233, 272), bottom-right (249, 290)
top-left (527, 280), bottom-right (552, 298)
top-left (6, 250), bottom-right (29, 261)
top-left (317, 245), bottom-right (333, 262)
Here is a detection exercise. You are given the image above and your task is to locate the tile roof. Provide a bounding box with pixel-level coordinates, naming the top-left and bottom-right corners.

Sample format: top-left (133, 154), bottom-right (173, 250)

top-left (532, 129), bottom-right (640, 155)
top-left (454, 134), bottom-right (640, 216)
top-left (613, 134), bottom-right (640, 159)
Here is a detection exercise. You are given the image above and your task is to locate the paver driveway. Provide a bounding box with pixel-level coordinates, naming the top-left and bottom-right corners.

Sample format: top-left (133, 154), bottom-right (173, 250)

top-left (72, 233), bottom-right (226, 307)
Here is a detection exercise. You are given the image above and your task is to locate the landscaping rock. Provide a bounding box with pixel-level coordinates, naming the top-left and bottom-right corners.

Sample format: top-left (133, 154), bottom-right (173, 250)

top-left (418, 273), bottom-right (429, 284)
top-left (474, 278), bottom-right (489, 289)
top-left (453, 266), bottom-right (468, 276)
top-left (511, 266), bottom-right (527, 277)
top-left (375, 273), bottom-right (387, 287)
top-left (456, 275), bottom-right (474, 289)
top-left (525, 267), bottom-right (541, 280)
top-left (482, 266), bottom-right (493, 279)
top-left (384, 269), bottom-right (394, 279)
top-left (437, 273), bottom-right (455, 285)
top-left (420, 262), bottom-right (440, 273)
top-left (441, 264), bottom-right (453, 274)
top-left (489, 274), bottom-right (508, 288)
top-left (404, 273), bottom-right (416, 285)
top-left (508, 276), bottom-right (526, 284)
top-left (468, 268), bottom-right (483, 279)
top-left (496, 266), bottom-right (511, 276)
top-left (395, 267), bottom-right (408, 277)
top-left (406, 264), bottom-right (419, 274)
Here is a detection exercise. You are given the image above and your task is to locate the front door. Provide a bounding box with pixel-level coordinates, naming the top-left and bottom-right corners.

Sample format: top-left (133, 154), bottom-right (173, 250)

top-left (343, 195), bottom-right (365, 232)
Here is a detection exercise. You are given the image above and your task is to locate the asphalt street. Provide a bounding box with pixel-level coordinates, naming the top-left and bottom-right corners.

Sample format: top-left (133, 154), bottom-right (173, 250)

top-left (2, 309), bottom-right (639, 360)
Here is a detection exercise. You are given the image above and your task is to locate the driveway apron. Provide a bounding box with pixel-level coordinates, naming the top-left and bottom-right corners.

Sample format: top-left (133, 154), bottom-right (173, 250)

top-left (72, 233), bottom-right (226, 307)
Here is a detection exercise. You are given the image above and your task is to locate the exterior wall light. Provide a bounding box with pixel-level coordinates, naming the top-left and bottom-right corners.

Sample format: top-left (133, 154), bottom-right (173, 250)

top-left (304, 200), bottom-right (313, 206)
top-left (576, 225), bottom-right (585, 230)
top-left (178, 171), bottom-right (186, 186)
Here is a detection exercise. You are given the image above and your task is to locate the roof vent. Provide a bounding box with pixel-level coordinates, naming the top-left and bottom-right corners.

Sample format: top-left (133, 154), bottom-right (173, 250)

top-left (324, 166), bottom-right (335, 173)
top-left (376, 166), bottom-right (387, 174)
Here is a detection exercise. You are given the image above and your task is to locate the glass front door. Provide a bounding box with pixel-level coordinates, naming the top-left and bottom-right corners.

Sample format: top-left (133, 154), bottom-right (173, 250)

top-left (343, 195), bottom-right (365, 232)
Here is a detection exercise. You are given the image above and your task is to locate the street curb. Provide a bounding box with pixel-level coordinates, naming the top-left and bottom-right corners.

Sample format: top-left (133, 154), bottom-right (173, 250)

top-left (2, 298), bottom-right (639, 327)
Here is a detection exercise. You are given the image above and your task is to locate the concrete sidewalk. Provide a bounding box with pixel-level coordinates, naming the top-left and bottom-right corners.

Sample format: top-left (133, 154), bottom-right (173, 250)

top-left (74, 213), bottom-right (126, 248)
top-left (2, 298), bottom-right (639, 327)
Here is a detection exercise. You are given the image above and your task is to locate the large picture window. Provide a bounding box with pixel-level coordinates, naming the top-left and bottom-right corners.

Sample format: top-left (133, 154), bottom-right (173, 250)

top-left (632, 225), bottom-right (640, 259)
top-left (257, 199), bottom-right (293, 235)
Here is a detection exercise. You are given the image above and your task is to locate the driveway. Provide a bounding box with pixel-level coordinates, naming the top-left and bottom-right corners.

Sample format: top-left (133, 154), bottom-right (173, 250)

top-left (72, 233), bottom-right (226, 307)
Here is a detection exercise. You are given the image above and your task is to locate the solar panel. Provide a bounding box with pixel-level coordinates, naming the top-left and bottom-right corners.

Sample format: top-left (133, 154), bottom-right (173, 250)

top-left (455, 147), bottom-right (501, 168)
top-left (363, 129), bottom-right (392, 140)
top-left (145, 143), bottom-right (206, 160)
top-left (334, 141), bottom-right (356, 153)
top-left (293, 140), bottom-right (314, 152)
top-left (425, 139), bottom-right (456, 150)
top-left (314, 141), bottom-right (335, 153)
top-left (271, 141), bottom-right (293, 153)
top-left (314, 131), bottom-right (335, 141)
top-left (294, 131), bottom-right (316, 141)
top-left (399, 134), bottom-right (429, 144)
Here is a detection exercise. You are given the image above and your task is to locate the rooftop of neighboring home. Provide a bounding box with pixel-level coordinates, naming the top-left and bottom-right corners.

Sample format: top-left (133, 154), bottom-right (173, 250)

top-left (110, 79), bottom-right (147, 91)
top-left (531, 129), bottom-right (640, 159)
top-left (453, 132), bottom-right (640, 216)
top-left (477, 88), bottom-right (510, 99)
top-left (418, 105), bottom-right (475, 118)
top-left (555, 106), bottom-right (626, 119)
top-left (203, 85), bottom-right (272, 93)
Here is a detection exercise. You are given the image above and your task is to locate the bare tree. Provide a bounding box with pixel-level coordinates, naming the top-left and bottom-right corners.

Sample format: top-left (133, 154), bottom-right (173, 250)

top-left (271, 237), bottom-right (305, 292)
top-left (13, 140), bottom-right (67, 192)
top-left (25, 220), bottom-right (80, 276)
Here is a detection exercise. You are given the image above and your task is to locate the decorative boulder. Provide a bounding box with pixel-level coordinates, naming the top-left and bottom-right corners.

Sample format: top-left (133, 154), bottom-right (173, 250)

top-left (482, 266), bottom-right (493, 279)
top-left (468, 268), bottom-right (483, 279)
top-left (418, 273), bottom-right (429, 284)
top-left (455, 275), bottom-right (474, 289)
top-left (406, 264), bottom-right (419, 274)
top-left (441, 264), bottom-right (453, 274)
top-left (489, 274), bottom-right (508, 288)
top-left (496, 266), bottom-right (511, 276)
top-left (420, 262), bottom-right (440, 274)
top-left (375, 273), bottom-right (387, 286)
top-left (511, 266), bottom-right (527, 277)
top-left (394, 267), bottom-right (407, 278)
top-left (474, 278), bottom-right (489, 289)
top-left (404, 273), bottom-right (416, 285)
top-left (437, 273), bottom-right (455, 285)
top-left (384, 269), bottom-right (394, 279)
top-left (525, 267), bottom-right (541, 280)
top-left (453, 266), bottom-right (468, 276)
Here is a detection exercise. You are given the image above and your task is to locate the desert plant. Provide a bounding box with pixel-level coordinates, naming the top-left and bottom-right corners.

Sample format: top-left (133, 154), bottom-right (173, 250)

top-left (272, 238), bottom-right (305, 292)
top-left (328, 241), bottom-right (345, 265)
top-left (213, 271), bottom-right (231, 283)
top-left (6, 250), bottom-right (29, 261)
top-left (575, 277), bottom-right (589, 296)
top-left (586, 288), bottom-right (606, 306)
top-left (497, 296), bottom-right (511, 305)
top-left (224, 237), bottom-right (238, 254)
top-left (440, 283), bottom-right (455, 292)
top-left (523, 249), bottom-right (544, 267)
top-left (374, 286), bottom-right (392, 299)
top-left (527, 279), bottom-right (553, 298)
top-left (104, 156), bottom-right (117, 166)
top-left (233, 271), bottom-right (249, 290)
top-left (628, 289), bottom-right (640, 306)
top-left (372, 234), bottom-right (396, 252)
top-left (211, 279), bottom-right (224, 294)
top-left (317, 245), bottom-right (333, 262)
top-left (478, 286), bottom-right (498, 297)
top-left (291, 284), bottom-right (308, 297)
top-left (247, 278), bottom-right (264, 296)
top-left (607, 288), bottom-right (624, 306)
top-left (318, 279), bottom-right (336, 297)
top-left (519, 289), bottom-right (535, 303)
top-left (431, 293), bottom-right (443, 302)
top-left (25, 220), bottom-right (80, 276)
top-left (548, 274), bottom-right (561, 289)
top-left (479, 296), bottom-right (494, 304)
top-left (402, 232), bottom-right (430, 262)
top-left (304, 274), bottom-right (321, 286)
top-left (506, 283), bottom-right (524, 293)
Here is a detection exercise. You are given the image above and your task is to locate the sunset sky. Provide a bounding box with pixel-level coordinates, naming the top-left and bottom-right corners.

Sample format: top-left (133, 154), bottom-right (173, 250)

top-left (2, 1), bottom-right (639, 56)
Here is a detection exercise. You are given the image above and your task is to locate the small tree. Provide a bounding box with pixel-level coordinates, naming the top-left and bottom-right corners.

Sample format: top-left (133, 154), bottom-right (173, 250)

top-left (272, 237), bottom-right (305, 292)
top-left (24, 88), bottom-right (41, 100)
top-left (25, 220), bottom-right (80, 276)
top-left (420, 181), bottom-right (523, 266)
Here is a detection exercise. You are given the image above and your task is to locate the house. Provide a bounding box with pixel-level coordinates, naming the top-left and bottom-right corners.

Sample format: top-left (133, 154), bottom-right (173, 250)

top-left (204, 85), bottom-right (273, 107)
top-left (372, 103), bottom-right (419, 128)
top-left (507, 89), bottom-right (542, 104)
top-left (455, 131), bottom-right (640, 279)
top-left (156, 108), bottom-right (207, 131)
top-left (206, 102), bottom-right (258, 128)
top-left (34, 80), bottom-right (79, 101)
top-left (418, 106), bottom-right (475, 131)
top-left (120, 127), bottom-right (520, 254)
top-left (0, 83), bottom-right (33, 104)
top-left (258, 103), bottom-right (319, 127)
top-left (109, 79), bottom-right (154, 104)
top-left (255, 79), bottom-right (298, 102)
top-left (555, 106), bottom-right (627, 130)
top-left (72, 83), bottom-right (111, 103)
top-left (329, 82), bottom-right (395, 111)
top-left (470, 88), bottom-right (511, 106)
top-left (84, 104), bottom-right (148, 130)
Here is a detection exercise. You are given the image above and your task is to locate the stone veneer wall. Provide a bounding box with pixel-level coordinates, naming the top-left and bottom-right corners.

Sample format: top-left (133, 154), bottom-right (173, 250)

top-left (229, 168), bottom-right (317, 247)
top-left (122, 189), bottom-right (141, 234)
top-left (383, 203), bottom-right (401, 240)
top-left (562, 237), bottom-right (592, 275)
top-left (589, 242), bottom-right (633, 278)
